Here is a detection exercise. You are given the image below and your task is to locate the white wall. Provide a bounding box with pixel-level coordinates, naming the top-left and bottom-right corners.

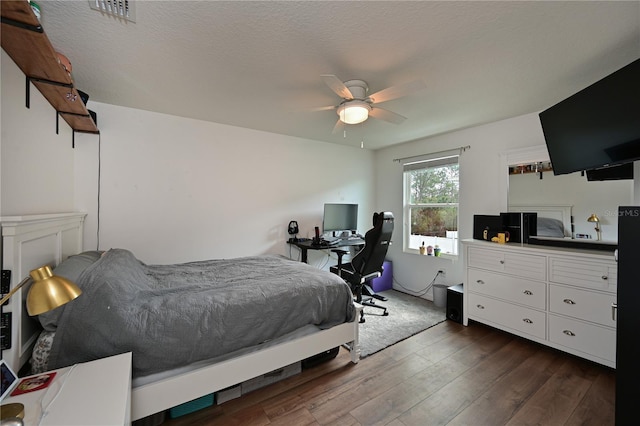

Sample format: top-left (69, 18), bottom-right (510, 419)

top-left (1, 51), bottom-right (76, 214)
top-left (375, 113), bottom-right (549, 299)
top-left (2, 52), bottom-right (375, 266)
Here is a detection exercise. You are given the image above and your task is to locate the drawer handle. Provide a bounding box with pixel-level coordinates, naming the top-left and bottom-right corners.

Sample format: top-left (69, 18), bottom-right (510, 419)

top-left (601, 275), bottom-right (608, 281)
top-left (563, 330), bottom-right (576, 337)
top-left (523, 290), bottom-right (533, 296)
top-left (563, 298), bottom-right (576, 305)
top-left (612, 303), bottom-right (617, 322)
top-left (522, 318), bottom-right (533, 324)
top-left (476, 279), bottom-right (485, 285)
top-left (476, 304), bottom-right (485, 310)
top-left (499, 260), bottom-right (505, 264)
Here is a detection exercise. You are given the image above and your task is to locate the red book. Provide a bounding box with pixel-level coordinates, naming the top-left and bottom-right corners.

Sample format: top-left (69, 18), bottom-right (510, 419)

top-left (10, 372), bottom-right (56, 396)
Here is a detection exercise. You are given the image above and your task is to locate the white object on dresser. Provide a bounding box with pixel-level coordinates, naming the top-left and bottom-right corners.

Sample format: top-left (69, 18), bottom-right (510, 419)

top-left (2, 352), bottom-right (131, 425)
top-left (463, 239), bottom-right (617, 368)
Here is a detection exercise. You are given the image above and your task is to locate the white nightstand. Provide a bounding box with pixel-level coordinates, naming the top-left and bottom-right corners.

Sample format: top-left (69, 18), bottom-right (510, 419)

top-left (3, 352), bottom-right (132, 425)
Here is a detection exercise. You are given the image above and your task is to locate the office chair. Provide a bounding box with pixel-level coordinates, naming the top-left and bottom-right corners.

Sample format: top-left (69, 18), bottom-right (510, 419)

top-left (331, 211), bottom-right (394, 323)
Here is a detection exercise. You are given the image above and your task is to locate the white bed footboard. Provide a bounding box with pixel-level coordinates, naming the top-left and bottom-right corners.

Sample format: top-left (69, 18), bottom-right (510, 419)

top-left (131, 309), bottom-right (361, 421)
top-left (1, 212), bottom-right (87, 373)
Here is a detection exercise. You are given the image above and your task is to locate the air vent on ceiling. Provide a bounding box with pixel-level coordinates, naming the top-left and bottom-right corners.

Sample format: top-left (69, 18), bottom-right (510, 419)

top-left (89, 0), bottom-right (135, 22)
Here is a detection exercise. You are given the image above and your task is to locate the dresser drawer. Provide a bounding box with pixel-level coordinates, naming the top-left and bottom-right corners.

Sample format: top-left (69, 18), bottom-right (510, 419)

top-left (549, 284), bottom-right (617, 328)
top-left (468, 293), bottom-right (546, 340)
top-left (548, 314), bottom-right (616, 364)
top-left (549, 256), bottom-right (617, 291)
top-left (468, 247), bottom-right (546, 281)
top-left (468, 269), bottom-right (546, 310)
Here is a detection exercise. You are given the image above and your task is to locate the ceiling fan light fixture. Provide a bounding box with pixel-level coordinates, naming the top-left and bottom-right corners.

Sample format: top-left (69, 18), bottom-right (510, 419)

top-left (337, 101), bottom-right (371, 124)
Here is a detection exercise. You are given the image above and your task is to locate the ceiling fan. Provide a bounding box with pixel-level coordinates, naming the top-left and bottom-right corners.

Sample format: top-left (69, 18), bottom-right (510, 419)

top-left (315, 75), bottom-right (426, 134)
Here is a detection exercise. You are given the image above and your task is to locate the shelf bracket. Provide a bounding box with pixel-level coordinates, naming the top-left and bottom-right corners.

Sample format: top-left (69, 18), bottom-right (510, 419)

top-left (25, 76), bottom-right (74, 110)
top-left (25, 75), bottom-right (30, 109)
top-left (1, 16), bottom-right (43, 34)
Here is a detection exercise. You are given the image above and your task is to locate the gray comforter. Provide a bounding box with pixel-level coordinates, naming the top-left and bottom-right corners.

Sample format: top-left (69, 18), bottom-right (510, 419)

top-left (48, 249), bottom-right (355, 377)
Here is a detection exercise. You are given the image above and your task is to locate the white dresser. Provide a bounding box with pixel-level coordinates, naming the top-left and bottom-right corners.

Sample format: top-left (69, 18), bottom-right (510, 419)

top-left (463, 239), bottom-right (617, 368)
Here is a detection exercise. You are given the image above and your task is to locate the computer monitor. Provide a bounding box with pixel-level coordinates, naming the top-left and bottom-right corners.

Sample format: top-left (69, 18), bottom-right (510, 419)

top-left (323, 203), bottom-right (358, 234)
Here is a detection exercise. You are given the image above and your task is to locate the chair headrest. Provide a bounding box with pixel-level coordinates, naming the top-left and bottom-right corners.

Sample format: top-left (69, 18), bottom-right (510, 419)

top-left (373, 211), bottom-right (394, 226)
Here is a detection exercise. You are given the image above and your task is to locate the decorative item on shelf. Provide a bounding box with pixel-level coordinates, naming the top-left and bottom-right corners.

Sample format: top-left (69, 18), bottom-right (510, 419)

top-left (0, 265), bottom-right (82, 419)
top-left (419, 242), bottom-right (426, 255)
top-left (427, 245), bottom-right (434, 256)
top-left (29, 0), bottom-right (41, 22)
top-left (434, 245), bottom-right (441, 257)
top-left (77, 90), bottom-right (89, 105)
top-left (56, 51), bottom-right (72, 75)
top-left (508, 161), bottom-right (553, 176)
top-left (587, 213), bottom-right (602, 241)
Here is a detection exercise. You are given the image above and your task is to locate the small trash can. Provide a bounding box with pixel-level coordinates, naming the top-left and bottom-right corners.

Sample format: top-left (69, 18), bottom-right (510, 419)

top-left (433, 283), bottom-right (448, 308)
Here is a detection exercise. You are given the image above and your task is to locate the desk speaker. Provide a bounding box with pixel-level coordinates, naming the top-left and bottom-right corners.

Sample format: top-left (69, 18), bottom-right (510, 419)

top-left (446, 284), bottom-right (464, 324)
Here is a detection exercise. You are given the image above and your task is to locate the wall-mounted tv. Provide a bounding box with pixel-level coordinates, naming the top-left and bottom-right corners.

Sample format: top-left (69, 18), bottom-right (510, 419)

top-left (586, 162), bottom-right (634, 181)
top-left (539, 58), bottom-right (640, 176)
top-left (323, 203), bottom-right (358, 234)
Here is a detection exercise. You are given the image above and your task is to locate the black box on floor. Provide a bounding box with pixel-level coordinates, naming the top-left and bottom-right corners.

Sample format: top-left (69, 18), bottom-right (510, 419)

top-left (302, 346), bottom-right (340, 369)
top-left (446, 284), bottom-right (463, 324)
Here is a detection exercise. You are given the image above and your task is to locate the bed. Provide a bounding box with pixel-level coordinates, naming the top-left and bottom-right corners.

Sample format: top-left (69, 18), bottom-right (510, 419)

top-left (1, 213), bottom-right (361, 421)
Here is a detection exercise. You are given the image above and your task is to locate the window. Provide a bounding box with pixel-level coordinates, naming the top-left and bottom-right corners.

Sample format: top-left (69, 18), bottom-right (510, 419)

top-left (403, 153), bottom-right (459, 256)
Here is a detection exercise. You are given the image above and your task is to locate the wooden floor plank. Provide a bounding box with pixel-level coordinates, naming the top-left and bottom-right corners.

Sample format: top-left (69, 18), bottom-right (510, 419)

top-left (160, 321), bottom-right (616, 426)
top-left (448, 344), bottom-right (565, 425)
top-left (397, 337), bottom-right (538, 426)
top-left (505, 358), bottom-right (601, 426)
top-left (349, 326), bottom-right (514, 425)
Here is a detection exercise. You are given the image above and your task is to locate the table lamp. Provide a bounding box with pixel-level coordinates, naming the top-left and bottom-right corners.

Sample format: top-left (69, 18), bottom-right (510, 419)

top-left (0, 265), bottom-right (82, 423)
top-left (587, 213), bottom-right (602, 241)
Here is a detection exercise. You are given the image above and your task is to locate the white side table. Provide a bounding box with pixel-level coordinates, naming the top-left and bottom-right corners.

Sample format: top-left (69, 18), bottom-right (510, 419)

top-left (3, 352), bottom-right (132, 425)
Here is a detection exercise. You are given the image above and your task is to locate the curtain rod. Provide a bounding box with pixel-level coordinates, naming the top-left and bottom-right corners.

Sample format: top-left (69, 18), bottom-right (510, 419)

top-left (393, 145), bottom-right (470, 163)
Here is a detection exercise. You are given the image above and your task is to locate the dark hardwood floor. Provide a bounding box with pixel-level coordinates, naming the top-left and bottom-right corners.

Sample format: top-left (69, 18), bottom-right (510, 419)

top-left (162, 320), bottom-right (615, 425)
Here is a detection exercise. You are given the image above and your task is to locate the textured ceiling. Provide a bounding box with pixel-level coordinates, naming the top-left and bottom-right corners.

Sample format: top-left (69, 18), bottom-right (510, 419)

top-left (35, 1), bottom-right (640, 150)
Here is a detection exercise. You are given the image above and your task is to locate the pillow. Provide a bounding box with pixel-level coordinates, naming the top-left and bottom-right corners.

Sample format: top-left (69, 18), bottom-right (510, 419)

top-left (537, 217), bottom-right (566, 238)
top-left (38, 251), bottom-right (103, 331)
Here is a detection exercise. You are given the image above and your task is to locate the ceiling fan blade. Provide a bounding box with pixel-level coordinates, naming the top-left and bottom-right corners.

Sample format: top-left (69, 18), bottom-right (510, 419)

top-left (322, 75), bottom-right (354, 99)
top-left (310, 105), bottom-right (336, 112)
top-left (332, 119), bottom-right (346, 134)
top-left (369, 107), bottom-right (407, 125)
top-left (368, 79), bottom-right (426, 104)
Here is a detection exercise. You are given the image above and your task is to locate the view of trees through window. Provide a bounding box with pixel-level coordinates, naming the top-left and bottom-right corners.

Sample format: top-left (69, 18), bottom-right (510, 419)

top-left (405, 160), bottom-right (459, 255)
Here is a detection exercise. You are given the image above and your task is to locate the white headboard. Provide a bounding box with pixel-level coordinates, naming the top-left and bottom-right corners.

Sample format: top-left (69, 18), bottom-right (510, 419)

top-left (1, 212), bottom-right (86, 373)
top-left (508, 204), bottom-right (573, 238)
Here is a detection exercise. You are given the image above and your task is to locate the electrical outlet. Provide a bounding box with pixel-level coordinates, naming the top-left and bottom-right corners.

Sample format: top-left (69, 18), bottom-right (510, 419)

top-left (438, 269), bottom-right (446, 279)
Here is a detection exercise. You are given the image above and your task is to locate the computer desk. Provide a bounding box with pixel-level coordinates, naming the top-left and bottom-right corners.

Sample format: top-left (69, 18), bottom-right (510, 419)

top-left (288, 238), bottom-right (364, 263)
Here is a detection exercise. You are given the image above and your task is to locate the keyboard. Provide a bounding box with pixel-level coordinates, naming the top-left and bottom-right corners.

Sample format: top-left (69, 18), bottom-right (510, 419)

top-left (323, 236), bottom-right (339, 244)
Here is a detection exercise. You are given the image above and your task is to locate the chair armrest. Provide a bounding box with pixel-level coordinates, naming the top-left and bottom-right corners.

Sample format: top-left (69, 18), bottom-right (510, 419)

top-left (359, 271), bottom-right (381, 284)
top-left (331, 249), bottom-right (349, 270)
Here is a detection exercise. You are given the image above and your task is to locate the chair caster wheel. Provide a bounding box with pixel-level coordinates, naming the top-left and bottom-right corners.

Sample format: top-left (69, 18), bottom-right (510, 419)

top-left (382, 311), bottom-right (389, 316)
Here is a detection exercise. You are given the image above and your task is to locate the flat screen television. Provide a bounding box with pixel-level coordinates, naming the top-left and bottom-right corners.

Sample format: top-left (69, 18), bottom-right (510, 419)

top-left (539, 58), bottom-right (640, 176)
top-left (586, 162), bottom-right (634, 181)
top-left (323, 203), bottom-right (358, 234)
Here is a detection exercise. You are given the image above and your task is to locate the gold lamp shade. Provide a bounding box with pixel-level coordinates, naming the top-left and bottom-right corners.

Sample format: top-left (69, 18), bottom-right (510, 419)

top-left (587, 213), bottom-right (600, 223)
top-left (26, 266), bottom-right (82, 316)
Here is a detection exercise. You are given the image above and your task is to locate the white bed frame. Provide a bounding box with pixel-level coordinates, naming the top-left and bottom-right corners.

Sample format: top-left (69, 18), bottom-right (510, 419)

top-left (0, 213), bottom-right (362, 421)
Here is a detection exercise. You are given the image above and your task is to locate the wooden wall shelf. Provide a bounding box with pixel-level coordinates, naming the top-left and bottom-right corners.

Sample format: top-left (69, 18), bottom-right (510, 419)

top-left (1, 1), bottom-right (99, 135)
